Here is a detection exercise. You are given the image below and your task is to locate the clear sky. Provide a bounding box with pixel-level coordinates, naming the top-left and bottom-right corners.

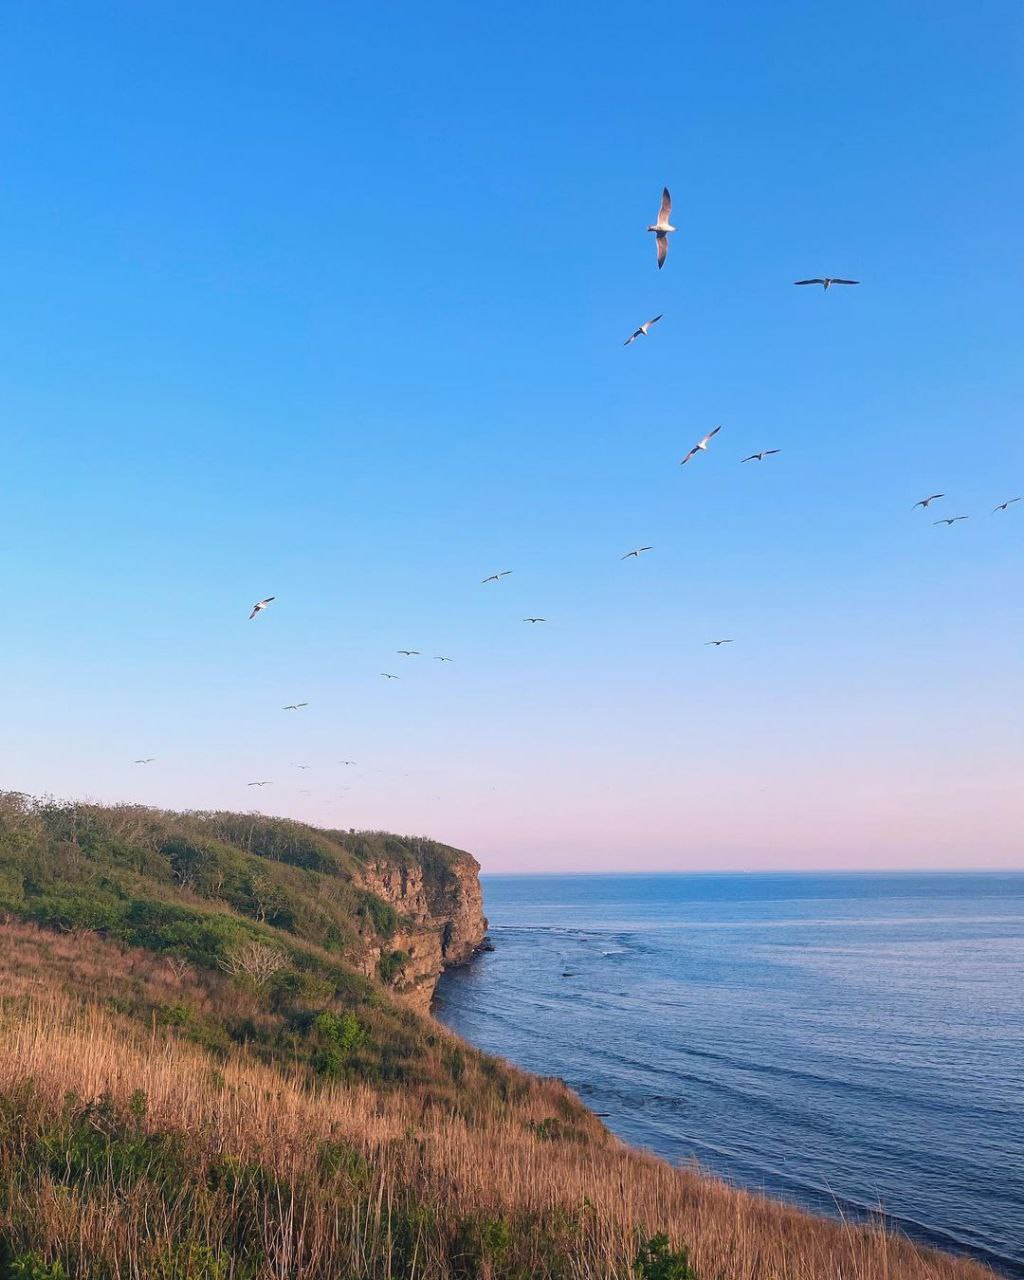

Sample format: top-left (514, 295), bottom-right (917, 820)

top-left (1, 2), bottom-right (1021, 872)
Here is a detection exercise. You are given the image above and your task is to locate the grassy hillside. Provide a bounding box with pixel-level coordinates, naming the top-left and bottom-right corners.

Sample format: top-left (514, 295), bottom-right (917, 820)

top-left (0, 792), bottom-right (478, 1084)
top-left (0, 793), bottom-right (999, 1279)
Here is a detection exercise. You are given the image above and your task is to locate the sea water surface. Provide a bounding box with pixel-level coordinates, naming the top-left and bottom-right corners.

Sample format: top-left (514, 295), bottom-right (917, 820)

top-left (435, 873), bottom-right (1024, 1275)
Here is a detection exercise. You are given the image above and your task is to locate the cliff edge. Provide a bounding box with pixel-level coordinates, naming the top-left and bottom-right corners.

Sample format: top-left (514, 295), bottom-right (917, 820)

top-left (353, 843), bottom-right (488, 1011)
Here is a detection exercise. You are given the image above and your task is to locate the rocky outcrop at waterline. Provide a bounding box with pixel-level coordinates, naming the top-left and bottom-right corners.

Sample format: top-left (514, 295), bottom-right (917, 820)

top-left (353, 842), bottom-right (488, 1011)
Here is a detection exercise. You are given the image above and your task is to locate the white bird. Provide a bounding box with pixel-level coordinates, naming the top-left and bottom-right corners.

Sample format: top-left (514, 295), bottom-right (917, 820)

top-left (913, 494), bottom-right (944, 509)
top-left (741, 450), bottom-right (781, 463)
top-left (292, 763), bottom-right (311, 770)
top-left (647, 188), bottom-right (676, 269)
top-left (793, 278), bottom-right (859, 290)
top-left (397, 649), bottom-right (420, 656)
top-left (339, 760), bottom-right (357, 766)
top-left (133, 757), bottom-right (155, 764)
top-left (933, 516), bottom-right (969, 526)
top-left (681, 425), bottom-right (722, 465)
top-left (434, 655), bottom-right (453, 662)
top-left (282, 702), bottom-right (308, 711)
top-left (993, 497), bottom-right (1021, 513)
top-left (621, 546), bottom-right (653, 560)
top-left (523, 617), bottom-right (547, 623)
top-left (248, 596), bottom-right (275, 619)
top-left (482, 571), bottom-right (513, 584)
top-left (247, 780), bottom-right (272, 787)
top-left (624, 315), bottom-right (663, 345)
top-left (705, 639), bottom-right (734, 646)
top-left (381, 672), bottom-right (400, 679)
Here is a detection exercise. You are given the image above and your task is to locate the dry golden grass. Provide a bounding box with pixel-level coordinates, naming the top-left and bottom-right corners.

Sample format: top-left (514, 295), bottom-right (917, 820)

top-left (0, 979), bottom-right (997, 1280)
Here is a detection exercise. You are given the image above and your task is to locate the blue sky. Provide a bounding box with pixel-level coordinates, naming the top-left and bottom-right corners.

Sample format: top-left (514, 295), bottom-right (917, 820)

top-left (1, 1), bottom-right (1021, 870)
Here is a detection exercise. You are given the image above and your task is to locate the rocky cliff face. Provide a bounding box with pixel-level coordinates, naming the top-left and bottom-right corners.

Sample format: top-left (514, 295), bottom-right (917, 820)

top-left (352, 848), bottom-right (487, 1012)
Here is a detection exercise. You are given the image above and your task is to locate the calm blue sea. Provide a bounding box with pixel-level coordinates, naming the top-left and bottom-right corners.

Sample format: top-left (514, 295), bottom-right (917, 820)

top-left (435, 873), bottom-right (1024, 1275)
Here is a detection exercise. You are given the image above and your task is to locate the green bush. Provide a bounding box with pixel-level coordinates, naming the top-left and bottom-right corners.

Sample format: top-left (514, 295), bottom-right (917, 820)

top-left (5, 1253), bottom-right (69, 1280)
top-left (634, 1233), bottom-right (698, 1280)
top-left (377, 949), bottom-right (409, 985)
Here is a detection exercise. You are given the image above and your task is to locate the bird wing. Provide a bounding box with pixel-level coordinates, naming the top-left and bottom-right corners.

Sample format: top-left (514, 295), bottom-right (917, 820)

top-left (680, 446), bottom-right (699, 465)
top-left (793, 279), bottom-right (824, 286)
top-left (658, 187), bottom-right (671, 221)
top-left (708, 424), bottom-right (722, 439)
top-left (647, 314), bottom-right (663, 328)
top-left (741, 455), bottom-right (758, 463)
top-left (623, 332), bottom-right (639, 345)
top-left (765, 449), bottom-right (780, 455)
top-left (248, 606), bottom-right (258, 619)
top-left (656, 233), bottom-right (668, 269)
top-left (832, 279), bottom-right (859, 285)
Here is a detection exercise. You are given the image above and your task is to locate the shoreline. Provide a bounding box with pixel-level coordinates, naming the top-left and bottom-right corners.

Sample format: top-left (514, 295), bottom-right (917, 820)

top-left (434, 894), bottom-right (1022, 1279)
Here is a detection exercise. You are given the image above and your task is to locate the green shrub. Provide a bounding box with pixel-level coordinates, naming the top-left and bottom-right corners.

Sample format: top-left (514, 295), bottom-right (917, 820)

top-left (357, 894), bottom-right (399, 938)
top-left (377, 949), bottom-right (409, 985)
top-left (634, 1233), bottom-right (698, 1280)
top-left (5, 1253), bottom-right (69, 1280)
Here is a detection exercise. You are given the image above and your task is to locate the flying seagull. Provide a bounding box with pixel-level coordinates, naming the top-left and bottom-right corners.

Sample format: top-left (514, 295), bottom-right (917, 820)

top-left (292, 763), bottom-right (311, 770)
top-left (482, 570), bottom-right (513, 584)
top-left (681, 425), bottom-right (722, 465)
top-left (133, 757), bottom-right (155, 764)
top-left (523, 617), bottom-right (547, 623)
top-left (248, 596), bottom-right (275, 619)
top-left (705, 639), bottom-right (734, 646)
top-left (339, 760), bottom-right (357, 766)
top-left (621, 546), bottom-right (653, 559)
top-left (913, 494), bottom-right (945, 509)
top-left (647, 188), bottom-right (676, 269)
top-left (933, 516), bottom-right (969, 526)
top-left (381, 672), bottom-right (400, 679)
top-left (793, 278), bottom-right (859, 290)
top-left (624, 315), bottom-right (663, 345)
top-left (282, 702), bottom-right (308, 711)
top-left (434, 655), bottom-right (453, 662)
top-left (397, 649), bottom-right (420, 656)
top-left (741, 450), bottom-right (781, 463)
top-left (247, 781), bottom-right (272, 787)
top-left (993, 498), bottom-right (1021, 513)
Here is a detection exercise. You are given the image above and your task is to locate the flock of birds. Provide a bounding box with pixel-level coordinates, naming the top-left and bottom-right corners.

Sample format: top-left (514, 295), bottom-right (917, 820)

top-left (130, 186), bottom-right (1019, 796)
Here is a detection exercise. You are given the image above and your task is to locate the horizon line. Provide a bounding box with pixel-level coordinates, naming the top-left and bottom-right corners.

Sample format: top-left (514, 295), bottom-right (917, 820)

top-left (479, 866), bottom-right (1024, 877)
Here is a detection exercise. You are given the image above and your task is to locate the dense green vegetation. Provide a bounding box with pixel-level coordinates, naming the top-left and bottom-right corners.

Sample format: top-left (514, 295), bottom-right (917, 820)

top-left (0, 791), bottom-right (468, 959)
top-left (0, 793), bottom-right (478, 1089)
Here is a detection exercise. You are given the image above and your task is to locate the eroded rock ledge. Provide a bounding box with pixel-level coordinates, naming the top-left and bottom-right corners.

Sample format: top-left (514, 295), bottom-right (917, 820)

top-left (353, 846), bottom-right (488, 1012)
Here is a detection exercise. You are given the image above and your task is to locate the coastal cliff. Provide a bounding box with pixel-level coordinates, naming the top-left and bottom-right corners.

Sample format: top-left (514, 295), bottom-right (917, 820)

top-left (353, 845), bottom-right (488, 1011)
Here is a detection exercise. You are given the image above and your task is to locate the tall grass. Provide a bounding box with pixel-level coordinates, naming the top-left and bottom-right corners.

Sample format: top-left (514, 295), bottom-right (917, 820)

top-left (0, 982), bottom-right (995, 1279)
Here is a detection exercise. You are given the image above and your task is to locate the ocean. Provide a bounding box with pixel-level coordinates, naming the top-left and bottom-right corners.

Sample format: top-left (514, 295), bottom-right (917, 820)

top-left (434, 872), bottom-right (1024, 1275)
